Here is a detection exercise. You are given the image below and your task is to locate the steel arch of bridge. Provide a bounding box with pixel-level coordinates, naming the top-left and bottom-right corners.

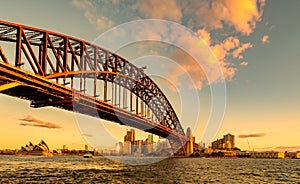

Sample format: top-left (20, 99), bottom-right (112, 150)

top-left (0, 20), bottom-right (188, 152)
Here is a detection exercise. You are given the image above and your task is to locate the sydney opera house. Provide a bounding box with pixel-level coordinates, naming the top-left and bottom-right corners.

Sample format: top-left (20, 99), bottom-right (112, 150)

top-left (20, 140), bottom-right (52, 156)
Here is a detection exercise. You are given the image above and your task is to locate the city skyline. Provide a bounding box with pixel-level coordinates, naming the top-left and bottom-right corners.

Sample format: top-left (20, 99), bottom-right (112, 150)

top-left (0, 0), bottom-right (300, 152)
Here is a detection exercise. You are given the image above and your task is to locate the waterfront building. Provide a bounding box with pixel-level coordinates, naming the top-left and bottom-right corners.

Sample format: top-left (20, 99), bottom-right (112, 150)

top-left (124, 129), bottom-right (135, 143)
top-left (147, 134), bottom-right (153, 143)
top-left (211, 139), bottom-right (223, 150)
top-left (20, 140), bottom-right (52, 156)
top-left (123, 141), bottom-right (132, 155)
top-left (210, 150), bottom-right (236, 158)
top-left (204, 147), bottom-right (213, 154)
top-left (115, 142), bottom-right (123, 155)
top-left (147, 143), bottom-right (153, 153)
top-left (102, 149), bottom-right (111, 155)
top-left (223, 133), bottom-right (235, 149)
top-left (251, 151), bottom-right (285, 159)
top-left (236, 151), bottom-right (252, 158)
top-left (297, 151), bottom-right (300, 159)
top-left (85, 144), bottom-right (89, 151)
top-left (285, 151), bottom-right (300, 159)
top-left (28, 142), bottom-right (34, 150)
top-left (211, 133), bottom-right (235, 150)
top-left (62, 145), bottom-right (68, 153)
top-left (198, 141), bottom-right (205, 150)
top-left (124, 129), bottom-right (135, 153)
top-left (134, 140), bottom-right (143, 154)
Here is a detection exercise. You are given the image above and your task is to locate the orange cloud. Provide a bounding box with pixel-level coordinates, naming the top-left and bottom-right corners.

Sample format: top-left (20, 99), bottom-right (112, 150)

top-left (238, 133), bottom-right (266, 138)
top-left (19, 115), bottom-right (62, 129)
top-left (261, 35), bottom-right (269, 44)
top-left (192, 0), bottom-right (266, 35)
top-left (211, 37), bottom-right (241, 61)
top-left (221, 0), bottom-right (265, 35)
top-left (219, 61), bottom-right (237, 81)
top-left (223, 37), bottom-right (240, 50)
top-left (239, 61), bottom-right (249, 66)
top-left (197, 30), bottom-right (251, 81)
top-left (169, 32), bottom-right (240, 85)
top-left (232, 43), bottom-right (253, 59)
top-left (71, 0), bottom-right (266, 90)
top-left (197, 29), bottom-right (211, 45)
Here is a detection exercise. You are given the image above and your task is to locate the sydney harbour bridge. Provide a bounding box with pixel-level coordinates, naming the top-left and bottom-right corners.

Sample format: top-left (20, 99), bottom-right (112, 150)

top-left (0, 20), bottom-right (195, 155)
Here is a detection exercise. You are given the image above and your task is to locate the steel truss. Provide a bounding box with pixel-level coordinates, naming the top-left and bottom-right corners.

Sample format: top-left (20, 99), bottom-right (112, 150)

top-left (0, 20), bottom-right (188, 153)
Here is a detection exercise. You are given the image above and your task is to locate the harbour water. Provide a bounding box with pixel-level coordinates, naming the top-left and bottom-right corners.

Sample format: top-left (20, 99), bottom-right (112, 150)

top-left (0, 155), bottom-right (299, 183)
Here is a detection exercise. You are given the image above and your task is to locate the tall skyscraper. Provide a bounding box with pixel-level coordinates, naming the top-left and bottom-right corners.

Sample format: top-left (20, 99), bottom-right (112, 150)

top-left (115, 142), bottom-right (123, 155)
top-left (186, 127), bottom-right (192, 138)
top-left (147, 134), bottom-right (153, 144)
top-left (123, 129), bottom-right (135, 154)
top-left (124, 129), bottom-right (135, 143)
top-left (123, 141), bottom-right (132, 155)
top-left (186, 127), bottom-right (193, 155)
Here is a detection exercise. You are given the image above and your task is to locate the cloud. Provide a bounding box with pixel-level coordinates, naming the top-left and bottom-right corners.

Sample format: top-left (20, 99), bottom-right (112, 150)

top-left (71, 0), bottom-right (267, 90)
top-left (239, 61), bottom-right (249, 66)
top-left (261, 35), bottom-right (269, 44)
top-left (96, 16), bottom-right (114, 30)
top-left (134, 0), bottom-right (267, 35)
top-left (72, 0), bottom-right (115, 30)
top-left (72, 0), bottom-right (266, 35)
top-left (232, 43), bottom-right (253, 59)
top-left (197, 29), bottom-right (211, 45)
top-left (238, 133), bottom-right (266, 138)
top-left (211, 37), bottom-right (241, 61)
top-left (197, 30), bottom-right (252, 81)
top-left (19, 115), bottom-right (62, 129)
top-left (72, 0), bottom-right (93, 10)
top-left (134, 0), bottom-right (182, 22)
top-left (188, 0), bottom-right (266, 35)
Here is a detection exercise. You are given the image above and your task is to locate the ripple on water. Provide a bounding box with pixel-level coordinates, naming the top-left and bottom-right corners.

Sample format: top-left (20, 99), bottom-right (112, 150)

top-left (0, 156), bottom-right (300, 183)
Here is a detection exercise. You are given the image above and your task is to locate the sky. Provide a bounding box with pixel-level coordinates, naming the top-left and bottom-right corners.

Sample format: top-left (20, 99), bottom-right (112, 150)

top-left (0, 0), bottom-right (299, 151)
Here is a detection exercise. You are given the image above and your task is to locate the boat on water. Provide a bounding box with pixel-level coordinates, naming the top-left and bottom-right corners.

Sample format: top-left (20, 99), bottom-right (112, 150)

top-left (83, 153), bottom-right (93, 158)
